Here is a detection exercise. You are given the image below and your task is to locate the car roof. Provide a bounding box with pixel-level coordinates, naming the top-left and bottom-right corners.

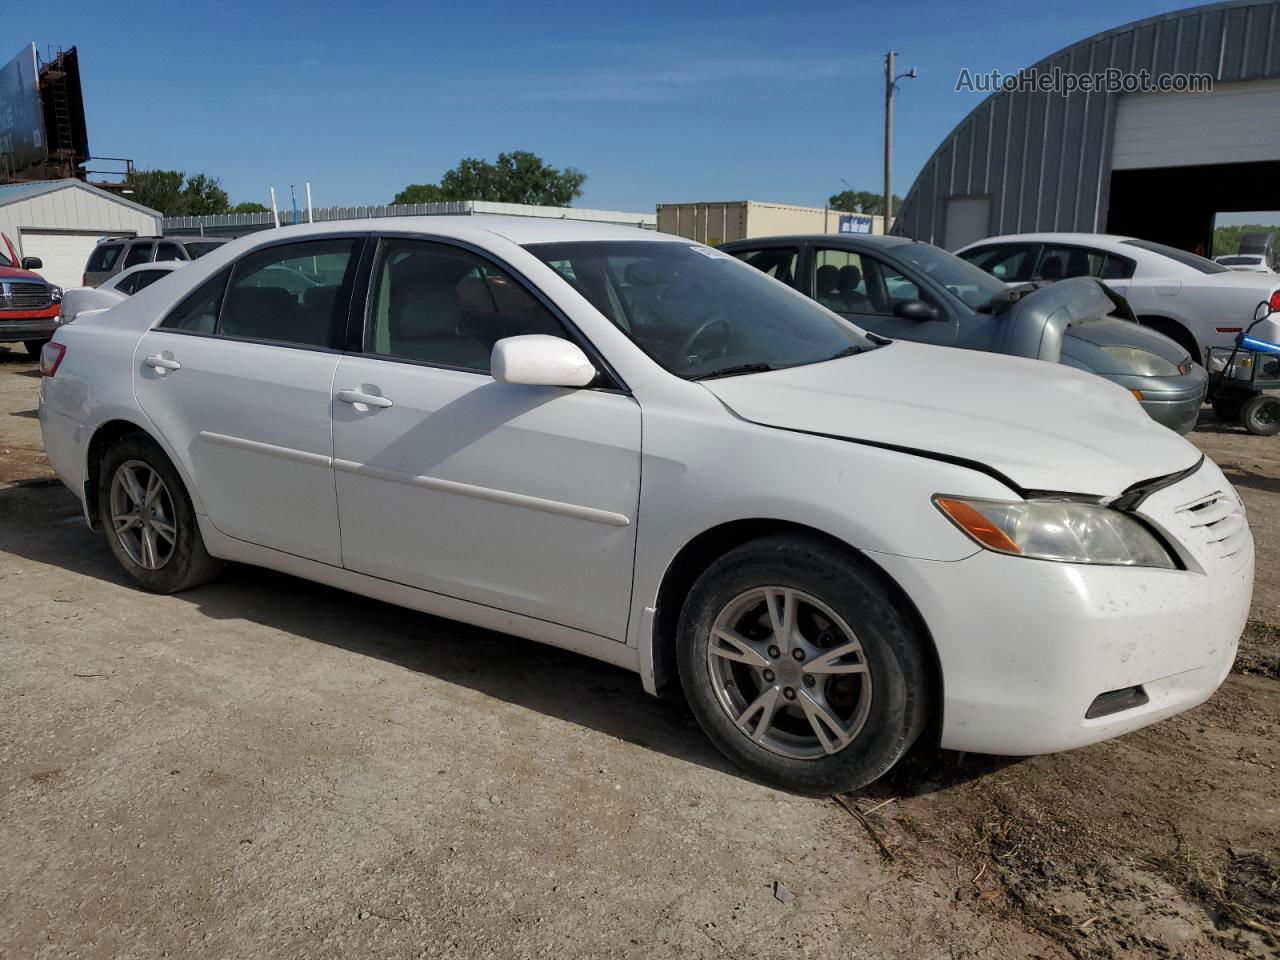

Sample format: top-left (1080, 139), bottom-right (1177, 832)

top-left (110, 260), bottom-right (186, 281)
top-left (720, 234), bottom-right (916, 249)
top-left (216, 216), bottom-right (681, 248)
top-left (959, 233), bottom-right (1138, 250)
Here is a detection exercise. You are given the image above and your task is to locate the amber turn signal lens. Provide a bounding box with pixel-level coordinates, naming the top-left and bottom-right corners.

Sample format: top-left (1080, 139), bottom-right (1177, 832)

top-left (1130, 389), bottom-right (1144, 402)
top-left (934, 498), bottom-right (1021, 554)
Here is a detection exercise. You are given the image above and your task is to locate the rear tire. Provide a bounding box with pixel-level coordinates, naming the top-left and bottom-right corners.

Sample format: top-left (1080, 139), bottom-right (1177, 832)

top-left (1242, 394), bottom-right (1280, 437)
top-left (676, 535), bottom-right (929, 795)
top-left (98, 433), bottom-right (224, 593)
top-left (24, 339), bottom-right (49, 358)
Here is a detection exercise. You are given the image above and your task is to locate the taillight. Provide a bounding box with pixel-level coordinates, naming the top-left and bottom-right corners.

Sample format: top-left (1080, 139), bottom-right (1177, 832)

top-left (1270, 289), bottom-right (1280, 312)
top-left (39, 341), bottom-right (65, 377)
top-left (81, 273), bottom-right (88, 286)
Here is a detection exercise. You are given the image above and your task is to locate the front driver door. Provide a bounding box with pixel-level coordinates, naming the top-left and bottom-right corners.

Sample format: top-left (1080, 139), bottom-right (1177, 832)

top-left (132, 236), bottom-right (362, 565)
top-left (811, 247), bottom-right (957, 346)
top-left (330, 237), bottom-right (641, 641)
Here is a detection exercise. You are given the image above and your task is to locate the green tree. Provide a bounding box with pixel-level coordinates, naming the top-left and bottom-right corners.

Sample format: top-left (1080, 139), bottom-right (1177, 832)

top-left (180, 174), bottom-right (230, 216)
top-left (1212, 223), bottom-right (1280, 257)
top-left (394, 151), bottom-right (587, 207)
top-left (827, 189), bottom-right (901, 216)
top-left (229, 201), bottom-right (270, 214)
top-left (128, 169), bottom-right (186, 215)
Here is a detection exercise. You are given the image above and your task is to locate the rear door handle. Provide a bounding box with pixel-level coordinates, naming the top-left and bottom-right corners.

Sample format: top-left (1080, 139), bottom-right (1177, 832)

top-left (336, 388), bottom-right (393, 409)
top-left (143, 354), bottom-right (181, 372)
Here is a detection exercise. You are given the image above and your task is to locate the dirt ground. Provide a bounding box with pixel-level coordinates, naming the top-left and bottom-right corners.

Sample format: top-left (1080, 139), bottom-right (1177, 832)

top-left (0, 343), bottom-right (1276, 960)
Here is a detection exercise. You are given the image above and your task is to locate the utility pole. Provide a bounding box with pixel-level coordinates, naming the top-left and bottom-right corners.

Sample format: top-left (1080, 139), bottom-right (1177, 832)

top-left (884, 51), bottom-right (894, 234)
top-left (883, 52), bottom-right (917, 234)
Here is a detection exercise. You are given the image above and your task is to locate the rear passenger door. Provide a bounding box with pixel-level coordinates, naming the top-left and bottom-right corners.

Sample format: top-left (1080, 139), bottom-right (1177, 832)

top-left (132, 236), bottom-right (364, 565)
top-left (1031, 244), bottom-right (1136, 298)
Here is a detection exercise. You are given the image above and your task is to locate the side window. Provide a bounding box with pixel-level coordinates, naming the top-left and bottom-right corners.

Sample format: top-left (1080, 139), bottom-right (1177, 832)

top-left (217, 238), bottom-right (359, 348)
top-left (159, 270), bottom-right (230, 334)
top-left (812, 249), bottom-right (877, 314)
top-left (122, 241), bottom-right (154, 268)
top-left (86, 243), bottom-right (123, 273)
top-left (367, 238), bottom-right (569, 373)
top-left (1100, 254), bottom-right (1136, 280)
top-left (154, 242), bottom-right (183, 262)
top-left (131, 269), bottom-right (167, 293)
top-left (1033, 245), bottom-right (1102, 281)
top-left (958, 244), bottom-right (1034, 282)
top-left (729, 247), bottom-right (800, 288)
top-left (114, 273), bottom-right (140, 295)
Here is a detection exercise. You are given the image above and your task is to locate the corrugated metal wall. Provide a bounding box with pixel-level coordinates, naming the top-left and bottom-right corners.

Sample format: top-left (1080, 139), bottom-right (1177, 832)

top-left (0, 187), bottom-right (161, 257)
top-left (892, 0), bottom-right (1280, 246)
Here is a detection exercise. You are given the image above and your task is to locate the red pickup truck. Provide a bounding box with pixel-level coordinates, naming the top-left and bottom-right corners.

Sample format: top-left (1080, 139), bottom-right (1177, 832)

top-left (1, 233), bottom-right (62, 356)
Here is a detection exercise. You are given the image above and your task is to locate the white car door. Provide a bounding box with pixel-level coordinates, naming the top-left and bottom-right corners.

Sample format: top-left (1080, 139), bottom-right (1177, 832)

top-left (330, 237), bottom-right (641, 641)
top-left (132, 236), bottom-right (364, 566)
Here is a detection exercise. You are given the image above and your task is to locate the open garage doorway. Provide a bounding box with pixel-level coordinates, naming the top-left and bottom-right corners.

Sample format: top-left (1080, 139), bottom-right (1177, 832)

top-left (1106, 159), bottom-right (1280, 256)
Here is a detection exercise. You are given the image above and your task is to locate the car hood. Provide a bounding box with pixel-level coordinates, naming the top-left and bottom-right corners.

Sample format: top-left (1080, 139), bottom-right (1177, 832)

top-left (701, 342), bottom-right (1200, 496)
top-left (0, 265), bottom-right (47, 284)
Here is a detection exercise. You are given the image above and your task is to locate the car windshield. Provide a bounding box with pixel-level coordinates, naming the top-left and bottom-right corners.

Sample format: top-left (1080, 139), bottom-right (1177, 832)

top-left (524, 240), bottom-right (878, 379)
top-left (1122, 238), bottom-right (1229, 274)
top-left (887, 242), bottom-right (1007, 310)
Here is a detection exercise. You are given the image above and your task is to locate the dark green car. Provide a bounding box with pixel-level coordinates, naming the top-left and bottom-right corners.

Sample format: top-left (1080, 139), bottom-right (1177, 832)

top-left (721, 234), bottom-right (1207, 434)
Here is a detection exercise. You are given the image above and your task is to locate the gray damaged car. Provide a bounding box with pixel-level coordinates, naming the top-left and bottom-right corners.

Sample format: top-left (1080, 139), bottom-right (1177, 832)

top-left (721, 235), bottom-right (1207, 434)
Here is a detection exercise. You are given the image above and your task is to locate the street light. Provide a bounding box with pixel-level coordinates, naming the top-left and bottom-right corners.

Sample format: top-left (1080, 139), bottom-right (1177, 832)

top-left (883, 52), bottom-right (917, 233)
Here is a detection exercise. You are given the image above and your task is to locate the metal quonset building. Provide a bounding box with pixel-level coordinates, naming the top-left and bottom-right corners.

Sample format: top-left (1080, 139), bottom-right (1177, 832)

top-left (892, 0), bottom-right (1280, 252)
top-left (0, 179), bottom-right (162, 289)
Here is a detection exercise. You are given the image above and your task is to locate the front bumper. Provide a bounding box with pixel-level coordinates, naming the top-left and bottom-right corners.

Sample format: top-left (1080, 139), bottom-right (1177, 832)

top-left (1104, 365), bottom-right (1209, 435)
top-left (0, 308), bottom-right (60, 343)
top-left (870, 458), bottom-right (1252, 755)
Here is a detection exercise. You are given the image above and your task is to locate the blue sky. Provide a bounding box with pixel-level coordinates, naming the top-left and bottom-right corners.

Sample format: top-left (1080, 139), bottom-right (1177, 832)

top-left (14, 0), bottom-right (1193, 213)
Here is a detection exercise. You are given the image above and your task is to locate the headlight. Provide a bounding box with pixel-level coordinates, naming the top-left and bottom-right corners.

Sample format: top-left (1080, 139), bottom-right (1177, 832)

top-left (935, 496), bottom-right (1176, 568)
top-left (1098, 345), bottom-right (1181, 377)
top-left (49, 285), bottom-right (63, 303)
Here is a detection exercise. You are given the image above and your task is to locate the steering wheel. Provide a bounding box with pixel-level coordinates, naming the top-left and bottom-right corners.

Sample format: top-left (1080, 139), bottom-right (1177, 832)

top-left (677, 317), bottom-right (731, 369)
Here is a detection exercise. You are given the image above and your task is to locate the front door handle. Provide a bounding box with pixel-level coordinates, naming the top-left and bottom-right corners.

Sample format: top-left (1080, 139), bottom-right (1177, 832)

top-left (336, 388), bottom-right (393, 409)
top-left (143, 354), bottom-right (181, 372)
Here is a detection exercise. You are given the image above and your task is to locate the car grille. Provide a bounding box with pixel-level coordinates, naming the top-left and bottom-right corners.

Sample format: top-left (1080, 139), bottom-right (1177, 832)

top-left (1174, 490), bottom-right (1250, 567)
top-left (1, 282), bottom-right (52, 311)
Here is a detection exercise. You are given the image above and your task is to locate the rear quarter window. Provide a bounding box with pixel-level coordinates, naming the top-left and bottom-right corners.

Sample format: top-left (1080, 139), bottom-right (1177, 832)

top-left (86, 243), bottom-right (124, 273)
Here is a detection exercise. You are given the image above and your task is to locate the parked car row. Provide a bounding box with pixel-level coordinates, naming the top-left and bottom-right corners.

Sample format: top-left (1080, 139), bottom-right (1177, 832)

top-left (38, 217), bottom-right (1253, 795)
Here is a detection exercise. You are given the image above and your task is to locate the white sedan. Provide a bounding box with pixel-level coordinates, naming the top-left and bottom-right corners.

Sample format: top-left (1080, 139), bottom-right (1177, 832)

top-left (37, 217), bottom-right (1252, 794)
top-left (956, 233), bottom-right (1280, 363)
top-left (59, 260), bottom-right (186, 324)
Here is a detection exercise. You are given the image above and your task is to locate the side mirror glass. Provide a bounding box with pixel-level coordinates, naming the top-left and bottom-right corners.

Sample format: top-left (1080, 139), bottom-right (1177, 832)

top-left (491, 335), bottom-right (597, 388)
top-left (21, 256), bottom-right (42, 270)
top-left (892, 298), bottom-right (939, 322)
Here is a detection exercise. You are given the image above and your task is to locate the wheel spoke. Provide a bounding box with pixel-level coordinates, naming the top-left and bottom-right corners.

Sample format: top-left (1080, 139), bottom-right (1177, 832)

top-left (764, 587), bottom-right (799, 651)
top-left (120, 466), bottom-right (146, 507)
top-left (143, 471), bottom-right (163, 507)
top-left (113, 512), bottom-right (141, 533)
top-left (805, 641), bottom-right (868, 676)
top-left (709, 626), bottom-right (770, 669)
top-left (140, 527), bottom-right (158, 569)
top-left (736, 686), bottom-right (782, 744)
top-left (797, 688), bottom-right (853, 755)
top-left (151, 518), bottom-right (177, 544)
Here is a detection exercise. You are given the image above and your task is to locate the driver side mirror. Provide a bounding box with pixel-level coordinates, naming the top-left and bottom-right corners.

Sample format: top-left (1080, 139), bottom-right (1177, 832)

top-left (893, 298), bottom-right (940, 322)
top-left (491, 335), bottom-right (597, 388)
top-left (21, 256), bottom-right (42, 270)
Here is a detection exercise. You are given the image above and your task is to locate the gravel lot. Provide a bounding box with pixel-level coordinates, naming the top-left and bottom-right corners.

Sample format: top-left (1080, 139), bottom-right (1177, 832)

top-left (0, 345), bottom-right (1276, 959)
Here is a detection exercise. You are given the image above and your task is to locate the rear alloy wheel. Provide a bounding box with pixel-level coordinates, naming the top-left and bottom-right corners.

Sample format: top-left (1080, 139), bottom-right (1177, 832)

top-left (99, 433), bottom-right (223, 593)
top-left (1242, 394), bottom-right (1280, 437)
top-left (677, 535), bottom-right (929, 795)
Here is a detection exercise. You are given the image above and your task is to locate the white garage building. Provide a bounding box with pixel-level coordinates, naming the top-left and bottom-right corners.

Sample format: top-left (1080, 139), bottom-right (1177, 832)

top-left (0, 179), bottom-right (162, 290)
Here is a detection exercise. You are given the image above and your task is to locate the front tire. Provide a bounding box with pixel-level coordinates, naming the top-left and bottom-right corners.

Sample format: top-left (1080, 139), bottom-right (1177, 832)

top-left (1242, 394), bottom-right (1280, 436)
top-left (98, 433), bottom-right (223, 592)
top-left (676, 535), bottom-right (930, 795)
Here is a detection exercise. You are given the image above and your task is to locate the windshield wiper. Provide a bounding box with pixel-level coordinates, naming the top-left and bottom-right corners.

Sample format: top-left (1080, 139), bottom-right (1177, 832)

top-left (822, 345), bottom-right (870, 362)
top-left (689, 362), bottom-right (777, 381)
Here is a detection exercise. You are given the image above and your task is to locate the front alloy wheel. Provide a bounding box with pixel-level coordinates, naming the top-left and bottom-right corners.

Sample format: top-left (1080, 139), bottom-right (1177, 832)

top-left (109, 460), bottom-right (178, 570)
top-left (707, 587), bottom-right (873, 759)
top-left (677, 535), bottom-right (929, 795)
